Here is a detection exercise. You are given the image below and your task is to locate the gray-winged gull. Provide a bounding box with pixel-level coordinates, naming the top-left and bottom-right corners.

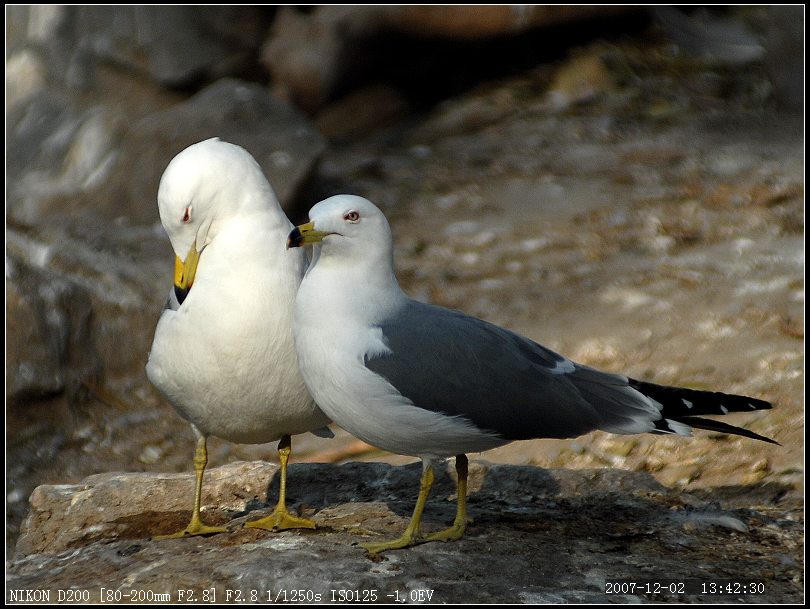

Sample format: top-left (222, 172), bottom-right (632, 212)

top-left (146, 138), bottom-right (331, 538)
top-left (287, 194), bottom-right (777, 554)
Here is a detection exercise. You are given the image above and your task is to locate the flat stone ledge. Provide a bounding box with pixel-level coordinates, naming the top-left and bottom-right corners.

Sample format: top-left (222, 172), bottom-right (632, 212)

top-left (8, 461), bottom-right (802, 603)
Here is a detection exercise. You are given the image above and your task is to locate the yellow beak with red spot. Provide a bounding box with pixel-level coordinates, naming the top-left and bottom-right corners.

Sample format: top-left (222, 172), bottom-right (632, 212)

top-left (287, 222), bottom-right (333, 249)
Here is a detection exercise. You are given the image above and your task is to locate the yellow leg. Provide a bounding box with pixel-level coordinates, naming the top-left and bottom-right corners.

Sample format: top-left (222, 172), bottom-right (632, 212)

top-left (361, 463), bottom-right (436, 555)
top-left (154, 432), bottom-right (227, 539)
top-left (246, 435), bottom-right (316, 531)
top-left (422, 454), bottom-right (470, 543)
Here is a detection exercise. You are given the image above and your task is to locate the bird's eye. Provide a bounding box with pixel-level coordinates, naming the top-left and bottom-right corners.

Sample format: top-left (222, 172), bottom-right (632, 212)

top-left (344, 211), bottom-right (360, 223)
top-left (182, 206), bottom-right (192, 223)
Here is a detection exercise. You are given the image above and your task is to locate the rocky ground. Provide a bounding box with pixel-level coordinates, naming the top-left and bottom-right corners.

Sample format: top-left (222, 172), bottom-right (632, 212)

top-left (7, 461), bottom-right (805, 603)
top-left (5, 6), bottom-right (804, 604)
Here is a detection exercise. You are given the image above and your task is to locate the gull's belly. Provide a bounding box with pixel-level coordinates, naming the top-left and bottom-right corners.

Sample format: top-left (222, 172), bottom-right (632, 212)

top-left (147, 309), bottom-right (326, 444)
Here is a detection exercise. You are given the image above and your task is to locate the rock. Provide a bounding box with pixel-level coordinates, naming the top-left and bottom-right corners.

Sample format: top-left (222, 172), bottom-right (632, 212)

top-left (7, 7), bottom-right (322, 227)
top-left (6, 6), bottom-right (270, 89)
top-left (14, 461), bottom-right (278, 555)
top-left (9, 461), bottom-right (803, 602)
top-left (262, 6), bottom-right (635, 111)
top-left (112, 78), bottom-right (327, 223)
top-left (546, 52), bottom-right (617, 111)
top-left (6, 218), bottom-right (170, 379)
top-left (314, 84), bottom-right (410, 140)
top-left (6, 222), bottom-right (167, 553)
top-left (391, 6), bottom-right (631, 38)
top-left (6, 90), bottom-right (124, 227)
top-left (677, 512), bottom-right (749, 533)
top-left (5, 254), bottom-right (98, 403)
top-left (7, 78), bottom-right (325, 227)
top-left (653, 7), bottom-right (765, 65)
top-left (764, 6), bottom-right (804, 110)
top-left (5, 249), bottom-right (102, 551)
top-left (5, 47), bottom-right (48, 108)
top-left (5, 6), bottom-right (67, 50)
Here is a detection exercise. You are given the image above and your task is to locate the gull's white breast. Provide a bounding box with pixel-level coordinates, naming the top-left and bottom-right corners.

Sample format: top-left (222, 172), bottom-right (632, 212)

top-left (294, 264), bottom-right (504, 458)
top-left (147, 213), bottom-right (328, 444)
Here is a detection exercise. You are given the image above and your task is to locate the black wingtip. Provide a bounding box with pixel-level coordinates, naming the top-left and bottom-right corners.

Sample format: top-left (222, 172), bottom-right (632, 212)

top-left (628, 378), bottom-right (774, 418)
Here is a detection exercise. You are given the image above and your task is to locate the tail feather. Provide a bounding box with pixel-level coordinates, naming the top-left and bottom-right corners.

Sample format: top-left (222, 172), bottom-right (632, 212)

top-left (628, 378), bottom-right (776, 444)
top-left (677, 416), bottom-right (780, 445)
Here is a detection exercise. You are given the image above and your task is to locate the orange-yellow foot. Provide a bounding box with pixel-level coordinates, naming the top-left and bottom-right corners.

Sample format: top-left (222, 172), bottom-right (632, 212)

top-left (153, 518), bottom-right (227, 540)
top-left (360, 527), bottom-right (421, 555)
top-left (421, 520), bottom-right (467, 543)
top-left (361, 517), bottom-right (467, 553)
top-left (246, 507), bottom-right (315, 531)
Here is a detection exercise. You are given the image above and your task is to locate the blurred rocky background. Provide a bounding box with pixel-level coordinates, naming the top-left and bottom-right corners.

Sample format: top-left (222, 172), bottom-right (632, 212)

top-left (5, 6), bottom-right (803, 598)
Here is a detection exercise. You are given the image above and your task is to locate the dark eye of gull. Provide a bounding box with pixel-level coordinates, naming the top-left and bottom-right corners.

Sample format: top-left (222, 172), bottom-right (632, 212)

top-left (344, 211), bottom-right (360, 223)
top-left (182, 206), bottom-right (192, 223)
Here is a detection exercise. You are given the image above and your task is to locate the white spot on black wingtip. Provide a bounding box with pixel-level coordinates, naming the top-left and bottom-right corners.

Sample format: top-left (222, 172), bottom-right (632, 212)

top-left (720, 406), bottom-right (729, 414)
top-left (748, 402), bottom-right (757, 409)
top-left (682, 398), bottom-right (693, 409)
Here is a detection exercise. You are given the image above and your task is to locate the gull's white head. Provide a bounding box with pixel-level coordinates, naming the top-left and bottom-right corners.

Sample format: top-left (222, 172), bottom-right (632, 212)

top-left (157, 138), bottom-right (276, 262)
top-left (287, 195), bottom-right (393, 267)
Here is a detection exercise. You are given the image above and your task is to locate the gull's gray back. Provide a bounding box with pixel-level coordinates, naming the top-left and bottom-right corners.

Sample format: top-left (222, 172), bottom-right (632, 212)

top-left (364, 300), bottom-right (658, 441)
